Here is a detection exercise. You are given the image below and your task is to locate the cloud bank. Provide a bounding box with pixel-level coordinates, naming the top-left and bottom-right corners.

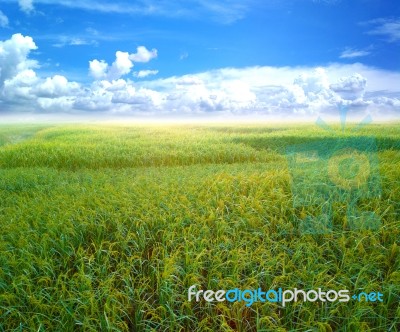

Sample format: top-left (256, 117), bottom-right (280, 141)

top-left (0, 34), bottom-right (399, 119)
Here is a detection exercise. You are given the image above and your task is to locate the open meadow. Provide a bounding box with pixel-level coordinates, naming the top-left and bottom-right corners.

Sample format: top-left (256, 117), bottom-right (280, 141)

top-left (0, 122), bottom-right (399, 331)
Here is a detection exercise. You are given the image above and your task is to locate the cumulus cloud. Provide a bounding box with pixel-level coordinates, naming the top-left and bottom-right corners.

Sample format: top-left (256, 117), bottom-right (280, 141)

top-left (0, 34), bottom-right (399, 118)
top-left (173, 75), bottom-right (204, 86)
top-left (112, 87), bottom-right (163, 108)
top-left (330, 73), bottom-right (367, 100)
top-left (0, 10), bottom-right (9, 28)
top-left (71, 79), bottom-right (163, 114)
top-left (89, 52), bottom-right (133, 81)
top-left (293, 68), bottom-right (330, 94)
top-left (2, 69), bottom-right (39, 102)
top-left (138, 66), bottom-right (399, 116)
top-left (108, 51), bottom-right (134, 80)
top-left (0, 34), bottom-right (80, 112)
top-left (129, 46), bottom-right (158, 63)
top-left (34, 75), bottom-right (81, 98)
top-left (88, 59), bottom-right (108, 80)
top-left (0, 33), bottom-right (38, 85)
top-left (19, 0), bottom-right (34, 14)
top-left (89, 47), bottom-right (157, 80)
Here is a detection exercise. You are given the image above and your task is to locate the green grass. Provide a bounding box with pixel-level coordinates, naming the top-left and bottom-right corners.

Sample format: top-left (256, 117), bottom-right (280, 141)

top-left (0, 123), bottom-right (398, 331)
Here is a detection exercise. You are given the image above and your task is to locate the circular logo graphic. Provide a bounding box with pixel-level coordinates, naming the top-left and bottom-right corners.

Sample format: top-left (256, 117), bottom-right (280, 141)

top-left (327, 148), bottom-right (370, 190)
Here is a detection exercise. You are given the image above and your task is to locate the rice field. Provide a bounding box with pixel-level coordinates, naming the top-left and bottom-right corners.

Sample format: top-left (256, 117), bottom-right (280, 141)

top-left (0, 122), bottom-right (399, 331)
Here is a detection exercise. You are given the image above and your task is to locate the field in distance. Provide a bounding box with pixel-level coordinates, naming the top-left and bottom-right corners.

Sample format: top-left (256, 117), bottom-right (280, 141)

top-left (0, 123), bottom-right (399, 331)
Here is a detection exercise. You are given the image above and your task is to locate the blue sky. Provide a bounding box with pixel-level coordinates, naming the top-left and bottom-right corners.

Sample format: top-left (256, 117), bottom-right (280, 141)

top-left (0, 0), bottom-right (399, 119)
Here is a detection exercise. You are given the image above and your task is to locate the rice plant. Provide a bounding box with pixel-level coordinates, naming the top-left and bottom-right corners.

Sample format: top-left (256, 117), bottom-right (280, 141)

top-left (0, 123), bottom-right (398, 331)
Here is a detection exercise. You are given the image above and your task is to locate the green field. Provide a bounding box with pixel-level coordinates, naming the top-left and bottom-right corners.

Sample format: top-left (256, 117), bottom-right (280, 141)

top-left (0, 123), bottom-right (399, 331)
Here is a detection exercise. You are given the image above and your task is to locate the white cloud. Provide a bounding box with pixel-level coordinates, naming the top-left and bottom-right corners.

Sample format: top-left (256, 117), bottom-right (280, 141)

top-left (340, 47), bottom-right (371, 59)
top-left (53, 36), bottom-right (98, 48)
top-left (89, 47), bottom-right (157, 81)
top-left (366, 18), bottom-right (400, 42)
top-left (0, 34), bottom-right (399, 118)
top-left (69, 38), bottom-right (91, 46)
top-left (293, 68), bottom-right (330, 94)
top-left (129, 46), bottom-right (157, 63)
top-left (89, 59), bottom-right (108, 80)
top-left (2, 69), bottom-right (39, 102)
top-left (0, 34), bottom-right (80, 112)
top-left (195, 0), bottom-right (250, 23)
top-left (37, 96), bottom-right (75, 112)
top-left (34, 75), bottom-right (81, 98)
top-left (330, 73), bottom-right (367, 100)
top-left (108, 51), bottom-right (134, 80)
top-left (0, 10), bottom-right (9, 28)
top-left (133, 70), bottom-right (159, 78)
top-left (137, 65), bottom-right (400, 116)
top-left (23, 0), bottom-right (254, 23)
top-left (89, 51), bottom-right (134, 81)
top-left (173, 75), bottom-right (204, 86)
top-left (179, 52), bottom-right (189, 60)
top-left (112, 86), bottom-right (163, 108)
top-left (18, 0), bottom-right (34, 14)
top-left (0, 33), bottom-right (38, 85)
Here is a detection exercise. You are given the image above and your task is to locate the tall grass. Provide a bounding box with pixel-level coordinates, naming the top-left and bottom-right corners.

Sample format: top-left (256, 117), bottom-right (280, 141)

top-left (0, 123), bottom-right (398, 331)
